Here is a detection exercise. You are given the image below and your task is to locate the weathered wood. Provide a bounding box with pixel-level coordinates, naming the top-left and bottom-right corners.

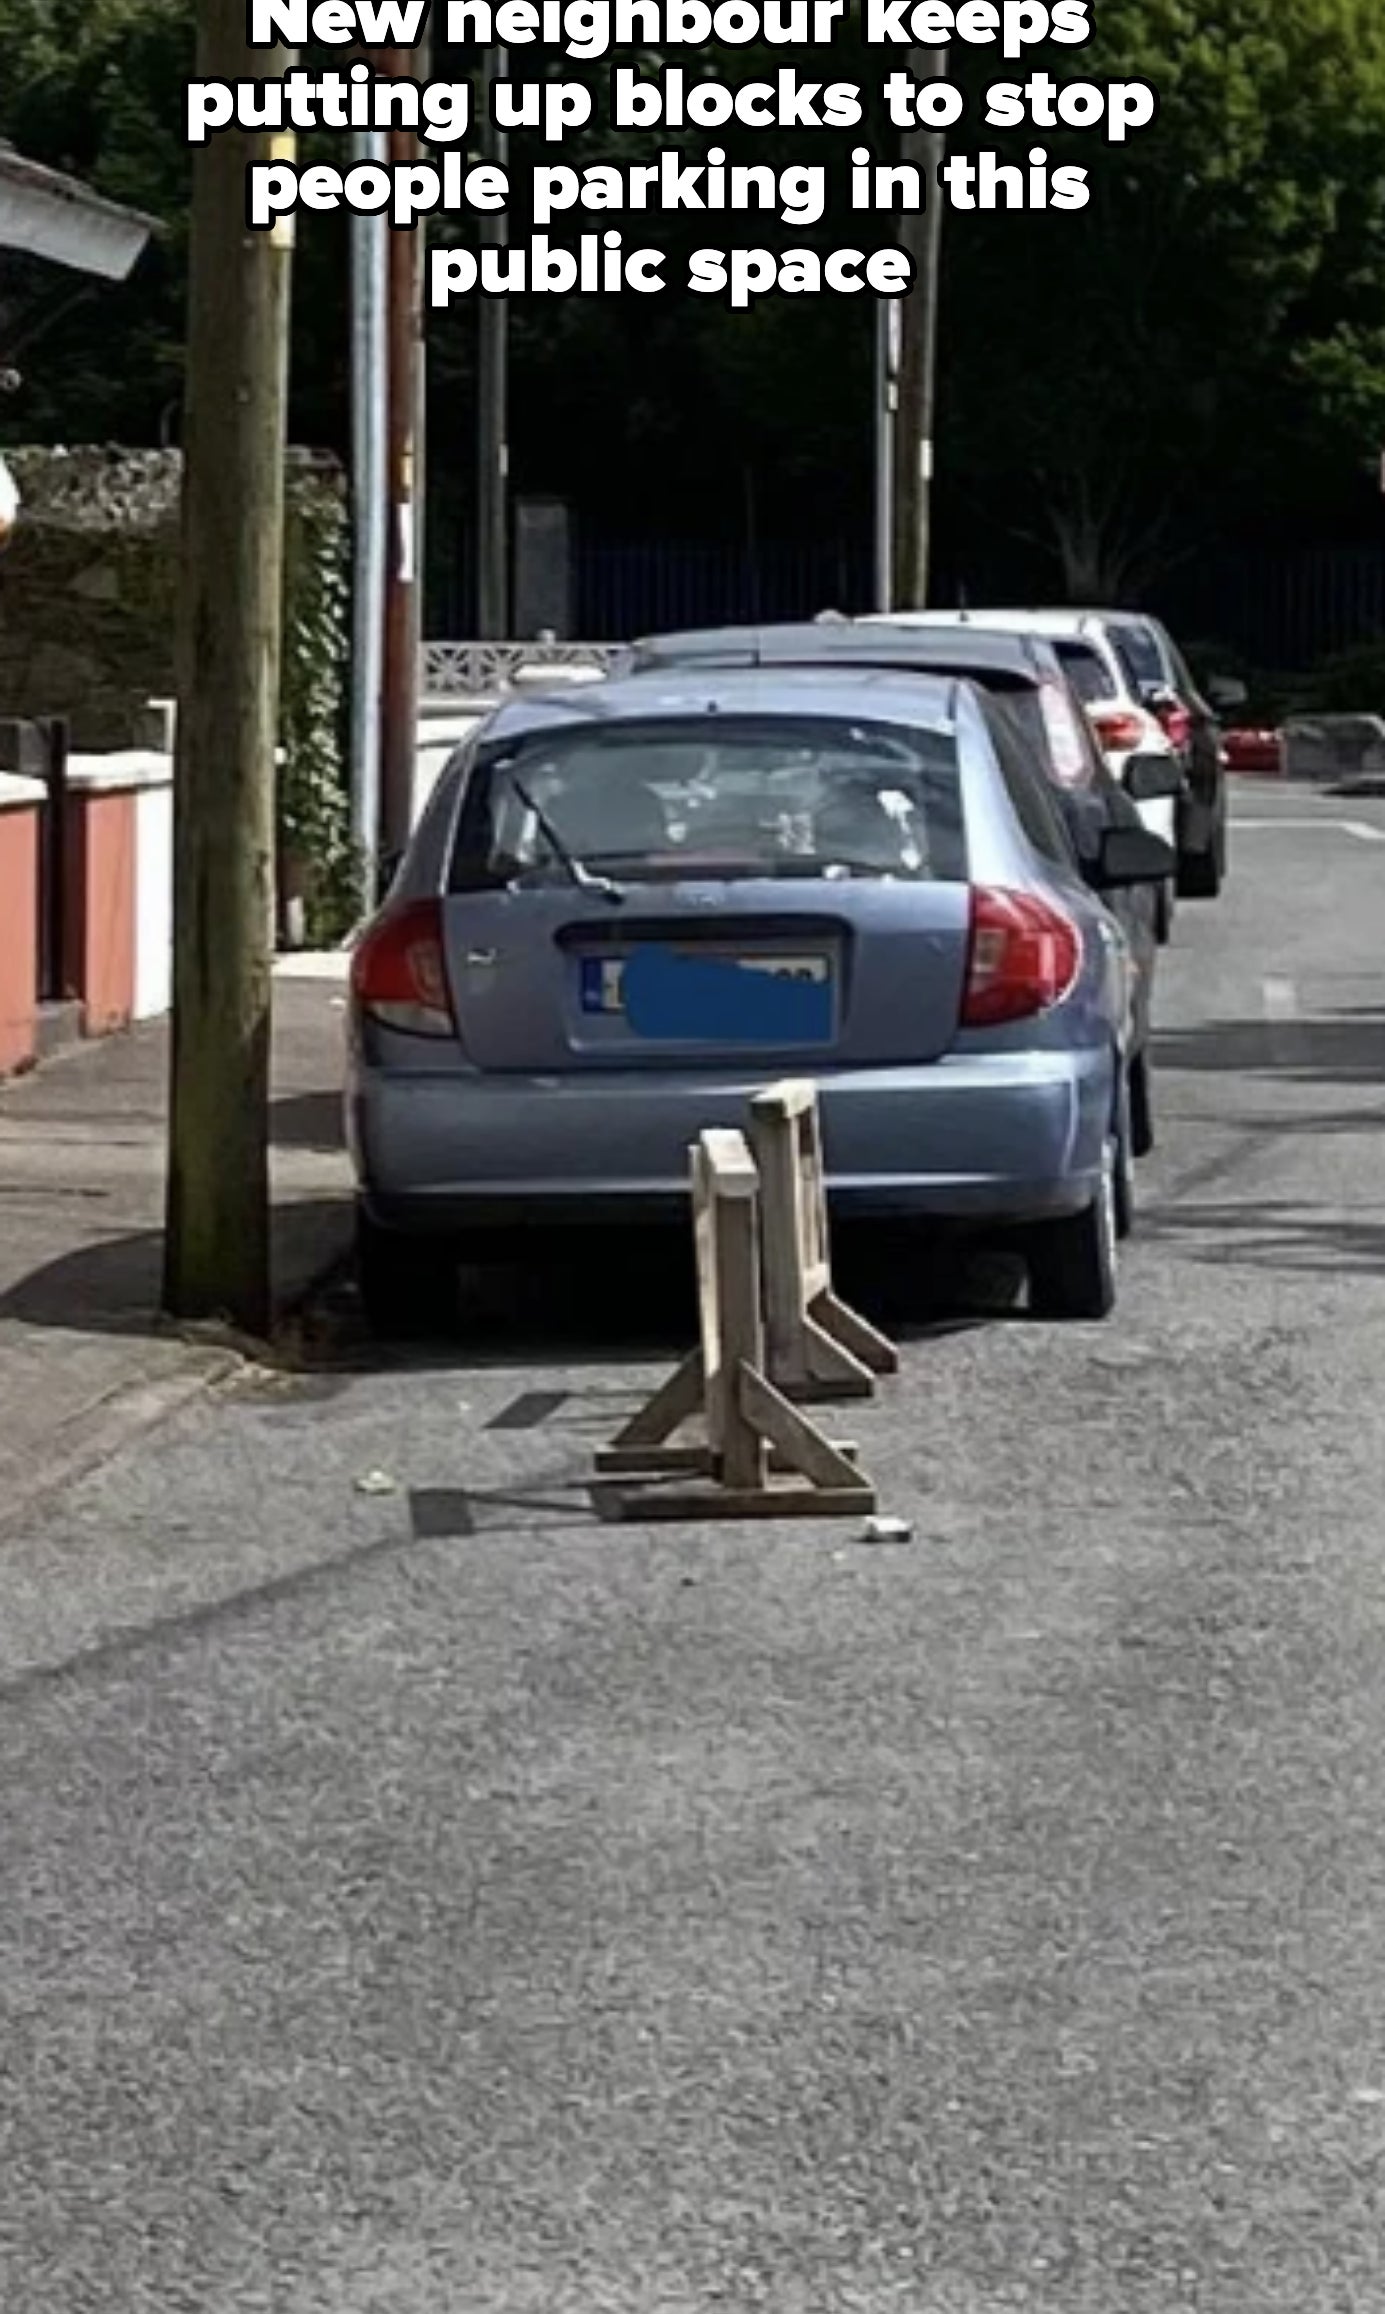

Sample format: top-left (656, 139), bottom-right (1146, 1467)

top-left (595, 1348), bottom-right (704, 1460)
top-left (593, 1445), bottom-right (712, 1477)
top-left (748, 1080), bottom-right (898, 1401)
top-left (594, 1479), bottom-right (874, 1523)
top-left (163, 0), bottom-right (295, 1335)
top-left (738, 1366), bottom-right (866, 1492)
top-left (596, 1125), bottom-right (875, 1524)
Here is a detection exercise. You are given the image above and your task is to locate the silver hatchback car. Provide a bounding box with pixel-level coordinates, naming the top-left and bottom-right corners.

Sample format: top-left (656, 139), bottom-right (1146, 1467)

top-left (346, 668), bottom-right (1173, 1330)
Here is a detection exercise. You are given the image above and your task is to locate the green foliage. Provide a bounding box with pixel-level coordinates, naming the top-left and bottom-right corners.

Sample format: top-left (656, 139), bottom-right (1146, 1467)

top-left (1297, 639), bottom-right (1385, 717)
top-left (7, 0), bottom-right (1385, 622)
top-left (280, 461), bottom-right (356, 945)
top-left (940, 0), bottom-right (1385, 596)
top-left (0, 0), bottom-right (191, 438)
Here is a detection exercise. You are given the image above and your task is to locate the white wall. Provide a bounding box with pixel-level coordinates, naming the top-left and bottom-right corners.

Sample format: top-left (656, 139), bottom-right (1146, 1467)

top-left (134, 777), bottom-right (173, 1020)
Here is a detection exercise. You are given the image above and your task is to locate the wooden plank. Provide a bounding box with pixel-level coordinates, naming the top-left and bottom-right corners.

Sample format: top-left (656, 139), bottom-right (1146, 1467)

top-left (593, 1444), bottom-right (712, 1476)
top-left (738, 1363), bottom-right (863, 1490)
top-left (595, 1480), bottom-right (874, 1523)
top-left (602, 1347), bottom-right (703, 1454)
top-left (748, 1092), bottom-right (807, 1388)
top-left (752, 1077), bottom-right (817, 1122)
top-left (747, 1078), bottom-right (897, 1402)
top-left (811, 1289), bottom-right (899, 1378)
top-left (713, 1140), bottom-right (767, 1493)
top-left (593, 1112), bottom-right (884, 1523)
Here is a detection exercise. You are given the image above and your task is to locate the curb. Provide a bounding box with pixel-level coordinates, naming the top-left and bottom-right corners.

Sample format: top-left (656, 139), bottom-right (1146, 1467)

top-left (0, 1227), bottom-right (355, 1540)
top-left (0, 1350), bottom-right (240, 1539)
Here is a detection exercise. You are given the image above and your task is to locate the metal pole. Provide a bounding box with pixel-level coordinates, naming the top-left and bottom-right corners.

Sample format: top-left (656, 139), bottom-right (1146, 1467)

top-left (378, 51), bottom-right (425, 861)
top-left (477, 46), bottom-right (509, 639)
top-left (349, 137), bottom-right (387, 907)
top-left (895, 48), bottom-right (947, 608)
top-left (874, 298), bottom-right (897, 613)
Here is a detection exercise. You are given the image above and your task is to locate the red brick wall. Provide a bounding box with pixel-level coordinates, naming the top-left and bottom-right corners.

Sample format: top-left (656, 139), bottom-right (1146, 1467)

top-left (64, 788), bottom-right (136, 1034)
top-left (0, 802), bottom-right (38, 1074)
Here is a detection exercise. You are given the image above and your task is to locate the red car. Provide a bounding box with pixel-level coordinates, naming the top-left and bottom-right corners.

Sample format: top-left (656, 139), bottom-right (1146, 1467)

top-left (1221, 727), bottom-right (1283, 774)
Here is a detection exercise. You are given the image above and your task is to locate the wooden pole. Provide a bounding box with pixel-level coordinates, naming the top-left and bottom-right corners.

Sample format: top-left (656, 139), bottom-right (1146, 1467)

top-left (163, 0), bottom-right (294, 1334)
top-left (894, 48), bottom-right (946, 608)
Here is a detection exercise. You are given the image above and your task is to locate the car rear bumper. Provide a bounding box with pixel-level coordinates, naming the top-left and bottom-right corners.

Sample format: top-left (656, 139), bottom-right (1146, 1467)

top-left (348, 1048), bottom-right (1115, 1234)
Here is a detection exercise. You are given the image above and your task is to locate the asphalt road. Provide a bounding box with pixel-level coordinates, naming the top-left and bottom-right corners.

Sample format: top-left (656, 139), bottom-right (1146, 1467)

top-left (5, 778), bottom-right (1385, 2312)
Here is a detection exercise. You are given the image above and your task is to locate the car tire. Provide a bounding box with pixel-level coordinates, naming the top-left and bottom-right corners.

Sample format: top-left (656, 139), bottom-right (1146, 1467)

top-left (356, 1207), bottom-right (458, 1339)
top-left (1177, 816), bottom-right (1223, 899)
top-left (1026, 1138), bottom-right (1119, 1321)
top-left (1128, 1050), bottom-right (1155, 1159)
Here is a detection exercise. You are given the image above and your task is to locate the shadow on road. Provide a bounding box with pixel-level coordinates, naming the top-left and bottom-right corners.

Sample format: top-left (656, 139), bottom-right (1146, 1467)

top-left (0, 1199), bottom-right (350, 1342)
top-left (1156, 1013), bottom-right (1385, 1082)
top-left (1143, 1198), bottom-right (1385, 1277)
top-left (268, 1090), bottom-right (346, 1150)
top-left (0, 1204), bottom-right (1018, 1373)
top-left (308, 1221), bottom-right (1024, 1377)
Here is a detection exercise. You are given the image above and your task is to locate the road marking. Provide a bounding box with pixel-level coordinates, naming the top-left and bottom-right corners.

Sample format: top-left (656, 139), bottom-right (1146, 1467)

top-left (1236, 817), bottom-right (1385, 841)
top-left (1262, 976), bottom-right (1298, 1022)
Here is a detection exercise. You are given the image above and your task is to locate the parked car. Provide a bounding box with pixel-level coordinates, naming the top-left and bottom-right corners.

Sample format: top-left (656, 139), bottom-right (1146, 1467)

top-left (347, 667), bottom-right (1174, 1332)
top-left (1082, 610), bottom-right (1239, 897)
top-left (889, 609), bottom-right (1216, 902)
top-left (630, 618), bottom-right (1183, 1145)
top-left (1222, 726), bottom-right (1283, 774)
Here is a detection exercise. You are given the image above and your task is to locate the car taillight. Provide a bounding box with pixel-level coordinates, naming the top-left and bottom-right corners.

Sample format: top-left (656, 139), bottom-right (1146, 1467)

top-left (962, 887), bottom-right (1082, 1028)
top-left (1153, 699), bottom-right (1193, 750)
top-left (350, 899), bottom-right (456, 1037)
top-left (1091, 708), bottom-right (1147, 754)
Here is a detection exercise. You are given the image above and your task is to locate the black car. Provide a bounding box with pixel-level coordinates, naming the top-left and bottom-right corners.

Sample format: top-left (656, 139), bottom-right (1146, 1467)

top-left (630, 619), bottom-right (1182, 1164)
top-left (1093, 610), bottom-right (1236, 900)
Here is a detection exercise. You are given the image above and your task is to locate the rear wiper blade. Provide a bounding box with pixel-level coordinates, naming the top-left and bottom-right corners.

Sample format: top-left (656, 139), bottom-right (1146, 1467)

top-left (497, 764), bottom-right (626, 903)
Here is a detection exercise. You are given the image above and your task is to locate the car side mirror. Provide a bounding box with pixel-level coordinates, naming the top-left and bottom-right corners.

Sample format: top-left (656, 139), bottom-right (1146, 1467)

top-left (1094, 825), bottom-right (1177, 888)
top-left (1208, 675), bottom-right (1248, 710)
top-left (1123, 751), bottom-right (1184, 803)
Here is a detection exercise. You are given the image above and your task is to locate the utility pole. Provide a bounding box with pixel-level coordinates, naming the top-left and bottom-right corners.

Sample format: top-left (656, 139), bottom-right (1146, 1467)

top-left (477, 46), bottom-right (510, 638)
top-left (894, 47), bottom-right (947, 608)
top-left (873, 298), bottom-right (899, 612)
top-left (348, 134), bottom-right (388, 910)
top-left (378, 45), bottom-right (428, 860)
top-left (163, 0), bottom-right (294, 1335)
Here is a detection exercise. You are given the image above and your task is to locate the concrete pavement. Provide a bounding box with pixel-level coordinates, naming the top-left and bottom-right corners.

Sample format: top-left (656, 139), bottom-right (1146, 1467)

top-left (0, 960), bottom-right (353, 1529)
top-left (4, 783), bottom-right (1385, 2308)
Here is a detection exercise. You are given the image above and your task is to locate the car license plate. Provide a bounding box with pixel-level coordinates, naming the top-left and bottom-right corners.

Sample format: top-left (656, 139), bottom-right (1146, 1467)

top-left (580, 951), bottom-right (830, 1017)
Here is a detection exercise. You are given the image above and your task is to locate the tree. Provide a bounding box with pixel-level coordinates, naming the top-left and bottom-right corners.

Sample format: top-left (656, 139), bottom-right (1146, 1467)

top-left (938, 0), bottom-right (1385, 597)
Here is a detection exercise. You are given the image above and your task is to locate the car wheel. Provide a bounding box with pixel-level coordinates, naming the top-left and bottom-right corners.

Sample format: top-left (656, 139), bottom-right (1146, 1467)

top-left (1128, 1050), bottom-right (1155, 1159)
top-left (1026, 1138), bottom-right (1119, 1321)
top-left (1177, 825), bottom-right (1222, 899)
top-left (356, 1207), bottom-right (458, 1339)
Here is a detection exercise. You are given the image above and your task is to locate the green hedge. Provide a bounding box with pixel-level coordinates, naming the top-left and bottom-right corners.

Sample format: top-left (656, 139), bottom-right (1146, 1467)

top-left (279, 461), bottom-right (357, 944)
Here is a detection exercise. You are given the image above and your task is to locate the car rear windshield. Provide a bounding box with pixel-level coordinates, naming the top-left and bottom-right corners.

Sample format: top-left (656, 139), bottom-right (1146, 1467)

top-left (985, 685), bottom-right (1059, 775)
top-left (1109, 621), bottom-right (1165, 693)
top-left (1052, 640), bottom-right (1114, 705)
top-left (449, 714), bottom-right (968, 889)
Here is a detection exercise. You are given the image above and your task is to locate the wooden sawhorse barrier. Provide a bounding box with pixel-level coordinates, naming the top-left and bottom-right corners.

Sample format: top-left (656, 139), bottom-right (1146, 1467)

top-left (749, 1079), bottom-right (897, 1402)
top-left (593, 1127), bottom-right (875, 1521)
